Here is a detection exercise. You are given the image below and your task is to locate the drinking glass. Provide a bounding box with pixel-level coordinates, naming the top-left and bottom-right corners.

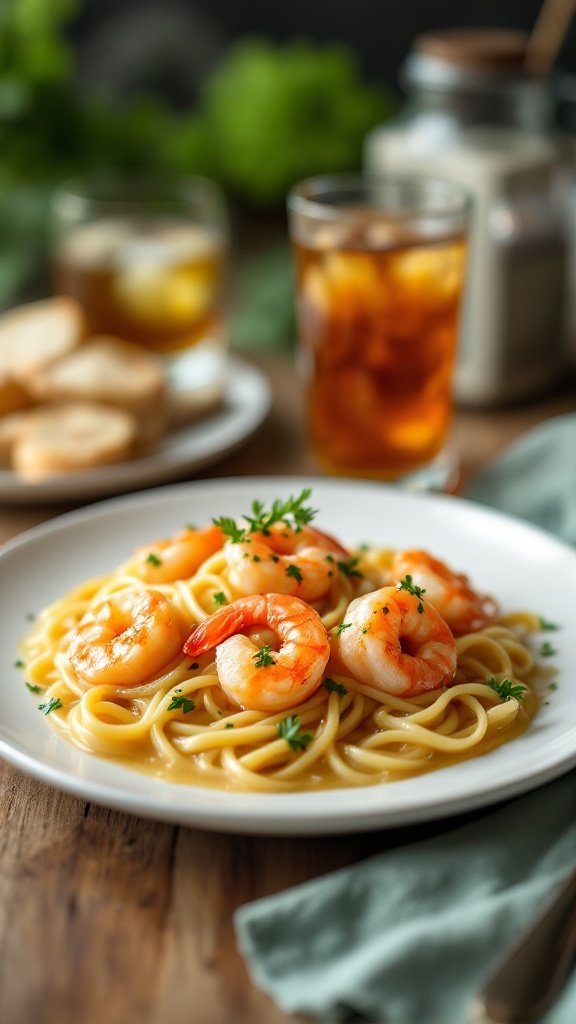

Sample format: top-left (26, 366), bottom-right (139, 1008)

top-left (51, 176), bottom-right (230, 392)
top-left (287, 174), bottom-right (471, 490)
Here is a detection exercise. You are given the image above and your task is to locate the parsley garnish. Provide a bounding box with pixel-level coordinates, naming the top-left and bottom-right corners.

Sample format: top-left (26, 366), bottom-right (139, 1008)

top-left (277, 715), bottom-right (312, 751)
top-left (337, 557), bottom-right (363, 579)
top-left (213, 488), bottom-right (317, 543)
top-left (38, 697), bottom-right (63, 715)
top-left (212, 516), bottom-right (246, 544)
top-left (548, 681), bottom-right (558, 692)
top-left (145, 552), bottom-right (162, 567)
top-left (487, 677), bottom-right (525, 703)
top-left (25, 681), bottom-right (41, 693)
top-left (539, 641), bottom-right (557, 658)
top-left (13, 659), bottom-right (24, 669)
top-left (225, 722), bottom-right (234, 729)
top-left (213, 591), bottom-right (227, 606)
top-left (539, 617), bottom-right (559, 631)
top-left (253, 645), bottom-right (276, 668)
top-left (324, 678), bottom-right (348, 696)
top-left (335, 622), bottom-right (352, 636)
top-left (398, 574), bottom-right (426, 612)
top-left (285, 563), bottom-right (303, 583)
top-left (167, 690), bottom-right (195, 713)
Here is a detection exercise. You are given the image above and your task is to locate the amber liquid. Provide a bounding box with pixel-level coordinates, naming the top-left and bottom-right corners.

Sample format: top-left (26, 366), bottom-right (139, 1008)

top-left (293, 226), bottom-right (466, 480)
top-left (54, 219), bottom-right (227, 354)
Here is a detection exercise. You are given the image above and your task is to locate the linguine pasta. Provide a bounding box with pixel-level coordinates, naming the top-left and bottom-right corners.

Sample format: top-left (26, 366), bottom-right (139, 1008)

top-left (19, 502), bottom-right (549, 794)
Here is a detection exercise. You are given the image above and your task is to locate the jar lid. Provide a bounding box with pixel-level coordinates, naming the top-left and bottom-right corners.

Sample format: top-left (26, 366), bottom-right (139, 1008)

top-left (413, 28), bottom-right (528, 71)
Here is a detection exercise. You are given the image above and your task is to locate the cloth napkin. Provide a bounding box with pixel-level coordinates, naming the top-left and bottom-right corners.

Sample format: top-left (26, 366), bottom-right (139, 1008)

top-left (234, 415), bottom-right (576, 1024)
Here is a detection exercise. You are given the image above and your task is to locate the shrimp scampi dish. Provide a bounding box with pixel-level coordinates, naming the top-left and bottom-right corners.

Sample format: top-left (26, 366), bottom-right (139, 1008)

top-left (20, 488), bottom-right (552, 792)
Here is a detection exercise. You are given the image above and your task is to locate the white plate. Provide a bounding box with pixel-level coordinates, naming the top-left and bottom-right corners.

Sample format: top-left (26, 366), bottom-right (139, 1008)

top-left (1, 476), bottom-right (575, 835)
top-left (0, 356), bottom-right (271, 505)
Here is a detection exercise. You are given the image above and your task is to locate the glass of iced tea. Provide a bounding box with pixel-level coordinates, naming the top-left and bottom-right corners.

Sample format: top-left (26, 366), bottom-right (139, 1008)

top-left (287, 174), bottom-right (470, 489)
top-left (51, 176), bottom-right (229, 392)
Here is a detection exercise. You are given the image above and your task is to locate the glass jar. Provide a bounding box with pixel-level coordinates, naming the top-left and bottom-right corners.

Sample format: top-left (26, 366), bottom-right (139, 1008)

top-left (365, 29), bottom-right (570, 407)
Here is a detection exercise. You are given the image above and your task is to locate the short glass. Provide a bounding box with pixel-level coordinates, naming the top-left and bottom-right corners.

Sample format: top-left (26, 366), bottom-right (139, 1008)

top-left (287, 174), bottom-right (470, 490)
top-left (51, 176), bottom-right (230, 391)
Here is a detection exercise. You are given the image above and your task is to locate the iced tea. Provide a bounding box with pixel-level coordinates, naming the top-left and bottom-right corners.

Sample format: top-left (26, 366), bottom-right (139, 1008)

top-left (292, 221), bottom-right (466, 481)
top-left (54, 219), bottom-right (227, 355)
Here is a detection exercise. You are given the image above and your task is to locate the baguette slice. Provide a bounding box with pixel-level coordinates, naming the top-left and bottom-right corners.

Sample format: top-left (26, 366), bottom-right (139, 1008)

top-left (26, 335), bottom-right (166, 418)
top-left (10, 402), bottom-right (137, 480)
top-left (0, 297), bottom-right (85, 380)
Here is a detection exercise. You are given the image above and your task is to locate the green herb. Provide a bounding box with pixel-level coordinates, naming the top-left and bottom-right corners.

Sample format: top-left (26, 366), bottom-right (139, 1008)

top-left (325, 554), bottom-right (335, 563)
top-left (167, 690), bottom-right (195, 713)
top-left (13, 659), bottom-right (24, 669)
top-left (25, 612), bottom-right (35, 622)
top-left (335, 622), bottom-right (352, 636)
top-left (38, 697), bottom-right (63, 715)
top-left (253, 645), bottom-right (276, 668)
top-left (548, 682), bottom-right (558, 692)
top-left (487, 677), bottom-right (525, 703)
top-left (539, 617), bottom-right (559, 631)
top-left (244, 488), bottom-right (317, 535)
top-left (25, 682), bottom-right (41, 693)
top-left (145, 552), bottom-right (163, 567)
top-left (212, 516), bottom-right (246, 543)
top-left (225, 722), bottom-right (234, 729)
top-left (398, 574), bottom-right (426, 613)
top-left (324, 678), bottom-right (348, 696)
top-left (358, 543), bottom-right (370, 552)
top-left (213, 592), bottom-right (227, 606)
top-left (277, 715), bottom-right (313, 751)
top-left (539, 641), bottom-right (557, 658)
top-left (285, 563), bottom-right (304, 583)
top-left (337, 557), bottom-right (363, 579)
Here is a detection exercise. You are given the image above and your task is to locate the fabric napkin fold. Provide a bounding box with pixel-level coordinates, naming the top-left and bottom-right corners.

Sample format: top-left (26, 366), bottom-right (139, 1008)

top-left (234, 415), bottom-right (576, 1024)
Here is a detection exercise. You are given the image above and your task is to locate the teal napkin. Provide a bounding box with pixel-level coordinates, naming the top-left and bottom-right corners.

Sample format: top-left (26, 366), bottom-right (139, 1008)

top-left (234, 415), bottom-right (576, 1024)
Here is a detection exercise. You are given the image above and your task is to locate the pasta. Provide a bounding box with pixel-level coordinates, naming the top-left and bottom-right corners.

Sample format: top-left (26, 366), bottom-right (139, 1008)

top-left (19, 491), bottom-right (551, 793)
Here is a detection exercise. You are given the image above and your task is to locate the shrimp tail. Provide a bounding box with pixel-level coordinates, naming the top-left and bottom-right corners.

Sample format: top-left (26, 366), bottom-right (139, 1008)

top-left (183, 601), bottom-right (252, 657)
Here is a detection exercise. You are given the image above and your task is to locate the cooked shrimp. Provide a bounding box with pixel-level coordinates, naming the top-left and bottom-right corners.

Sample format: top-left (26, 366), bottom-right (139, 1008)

top-left (183, 593), bottom-right (330, 712)
top-left (133, 524), bottom-right (224, 583)
top-left (387, 549), bottom-right (498, 636)
top-left (67, 588), bottom-right (185, 687)
top-left (338, 586), bottom-right (457, 697)
top-left (225, 523), bottom-right (348, 601)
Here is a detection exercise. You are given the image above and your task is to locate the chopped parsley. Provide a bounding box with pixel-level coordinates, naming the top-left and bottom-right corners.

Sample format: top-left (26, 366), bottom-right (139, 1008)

top-left (13, 659), bottom-right (24, 669)
top-left (167, 690), bottom-right (195, 713)
top-left (324, 678), bottom-right (348, 696)
top-left (253, 645), bottom-right (276, 668)
top-left (277, 715), bottom-right (312, 751)
top-left (548, 681), bottom-right (558, 692)
top-left (225, 722), bottom-right (234, 729)
top-left (213, 591), bottom-right (227, 606)
top-left (539, 641), bottom-right (557, 658)
top-left (25, 681), bottom-right (41, 693)
top-left (145, 552), bottom-right (163, 567)
top-left (337, 557), bottom-right (363, 579)
top-left (285, 563), bottom-right (303, 583)
top-left (334, 622), bottom-right (352, 636)
top-left (398, 574), bottom-right (426, 613)
top-left (213, 488), bottom-right (317, 543)
top-left (38, 697), bottom-right (63, 715)
top-left (487, 677), bottom-right (525, 703)
top-left (539, 617), bottom-right (559, 632)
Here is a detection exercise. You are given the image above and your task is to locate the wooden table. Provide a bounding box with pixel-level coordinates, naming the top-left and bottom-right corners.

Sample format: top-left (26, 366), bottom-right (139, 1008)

top-left (1, 354), bottom-right (575, 1024)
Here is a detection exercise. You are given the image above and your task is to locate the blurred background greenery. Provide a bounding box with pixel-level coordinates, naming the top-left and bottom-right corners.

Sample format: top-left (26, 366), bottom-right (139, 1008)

top-left (0, 0), bottom-right (393, 348)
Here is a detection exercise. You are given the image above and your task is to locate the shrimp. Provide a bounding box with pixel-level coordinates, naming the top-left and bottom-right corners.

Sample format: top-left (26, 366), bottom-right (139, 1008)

top-left (67, 588), bottom-right (185, 687)
top-left (338, 586), bottom-right (457, 697)
top-left (387, 549), bottom-right (498, 636)
top-left (132, 524), bottom-right (224, 583)
top-left (183, 593), bottom-right (330, 712)
top-left (224, 523), bottom-right (349, 601)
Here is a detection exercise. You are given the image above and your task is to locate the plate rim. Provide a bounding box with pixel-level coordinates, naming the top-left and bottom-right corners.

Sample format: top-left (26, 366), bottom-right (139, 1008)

top-left (1, 474), bottom-right (575, 835)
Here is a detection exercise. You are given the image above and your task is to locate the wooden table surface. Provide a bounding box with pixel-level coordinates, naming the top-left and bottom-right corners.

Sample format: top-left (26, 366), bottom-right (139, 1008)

top-left (1, 353), bottom-right (575, 1024)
